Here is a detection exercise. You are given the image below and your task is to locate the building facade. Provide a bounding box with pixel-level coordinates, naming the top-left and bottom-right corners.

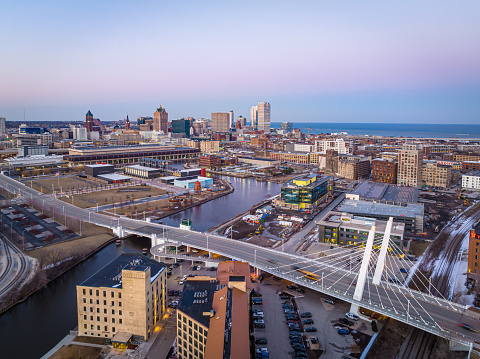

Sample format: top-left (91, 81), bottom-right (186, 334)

top-left (250, 106), bottom-right (258, 130)
top-left (278, 174), bottom-right (330, 211)
top-left (281, 122), bottom-right (293, 133)
top-left (0, 117), bottom-right (5, 135)
top-left (372, 159), bottom-right (398, 184)
top-left (338, 158), bottom-right (371, 180)
top-left (200, 141), bottom-right (220, 153)
top-left (462, 171), bottom-right (480, 190)
top-left (468, 221), bottom-right (480, 281)
top-left (315, 139), bottom-right (349, 155)
top-left (211, 112), bottom-right (230, 133)
top-left (153, 106), bottom-right (168, 134)
top-left (422, 161), bottom-right (452, 189)
top-left (172, 119), bottom-right (191, 138)
top-left (257, 102), bottom-right (271, 133)
top-left (76, 254), bottom-right (167, 340)
top-left (85, 110), bottom-right (94, 132)
top-left (397, 143), bottom-right (423, 188)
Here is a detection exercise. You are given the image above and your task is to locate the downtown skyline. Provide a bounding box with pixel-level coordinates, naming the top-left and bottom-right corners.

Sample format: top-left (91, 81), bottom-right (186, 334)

top-left (1, 1), bottom-right (479, 124)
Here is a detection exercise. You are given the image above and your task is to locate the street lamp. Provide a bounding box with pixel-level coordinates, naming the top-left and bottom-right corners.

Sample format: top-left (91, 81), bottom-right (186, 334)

top-left (22, 229), bottom-right (28, 250)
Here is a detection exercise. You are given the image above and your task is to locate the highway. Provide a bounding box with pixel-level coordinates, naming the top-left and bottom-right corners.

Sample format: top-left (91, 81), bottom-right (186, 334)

top-left (1, 174), bottom-right (478, 348)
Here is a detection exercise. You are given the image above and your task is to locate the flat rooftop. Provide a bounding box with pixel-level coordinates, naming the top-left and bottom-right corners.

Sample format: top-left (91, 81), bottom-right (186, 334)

top-left (350, 181), bottom-right (418, 203)
top-left (465, 171), bottom-right (480, 177)
top-left (98, 173), bottom-right (132, 181)
top-left (126, 165), bottom-right (161, 171)
top-left (80, 253), bottom-right (166, 288)
top-left (336, 198), bottom-right (423, 218)
top-left (283, 174), bottom-right (329, 189)
top-left (177, 280), bottom-right (222, 328)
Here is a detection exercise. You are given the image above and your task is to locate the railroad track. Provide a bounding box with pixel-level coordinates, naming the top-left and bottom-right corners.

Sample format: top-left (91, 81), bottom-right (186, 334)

top-left (0, 237), bottom-right (13, 285)
top-left (397, 209), bottom-right (480, 359)
top-left (0, 235), bottom-right (28, 297)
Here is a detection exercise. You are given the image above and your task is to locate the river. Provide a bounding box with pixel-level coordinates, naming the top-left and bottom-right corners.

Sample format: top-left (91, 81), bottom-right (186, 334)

top-left (0, 176), bottom-right (282, 359)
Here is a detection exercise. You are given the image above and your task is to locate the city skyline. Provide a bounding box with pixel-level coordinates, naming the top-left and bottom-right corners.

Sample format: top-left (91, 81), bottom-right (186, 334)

top-left (1, 1), bottom-right (479, 123)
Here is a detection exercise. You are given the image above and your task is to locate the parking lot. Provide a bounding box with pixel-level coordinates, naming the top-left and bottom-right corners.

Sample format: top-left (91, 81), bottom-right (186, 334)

top-left (251, 275), bottom-right (375, 359)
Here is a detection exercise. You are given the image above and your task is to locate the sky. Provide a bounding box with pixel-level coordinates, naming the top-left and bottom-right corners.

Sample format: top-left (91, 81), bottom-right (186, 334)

top-left (1, 0), bottom-right (479, 124)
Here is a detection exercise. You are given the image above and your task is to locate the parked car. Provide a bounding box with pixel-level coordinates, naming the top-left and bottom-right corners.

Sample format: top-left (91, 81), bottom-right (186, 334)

top-left (339, 318), bottom-right (354, 326)
top-left (280, 294), bottom-right (290, 299)
top-left (305, 327), bottom-right (317, 332)
top-left (325, 299), bottom-right (335, 305)
top-left (254, 322), bottom-right (265, 328)
top-left (345, 312), bottom-right (359, 321)
top-left (300, 312), bottom-right (312, 318)
top-left (254, 319), bottom-right (265, 325)
top-left (255, 338), bottom-right (268, 344)
top-left (302, 319), bottom-right (314, 325)
top-left (273, 276), bottom-right (282, 281)
top-left (338, 328), bottom-right (350, 335)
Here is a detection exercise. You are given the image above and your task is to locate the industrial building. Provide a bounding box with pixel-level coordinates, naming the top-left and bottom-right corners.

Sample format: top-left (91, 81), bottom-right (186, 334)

top-left (276, 174), bottom-right (330, 211)
top-left (85, 164), bottom-right (131, 184)
top-left (335, 198), bottom-right (424, 233)
top-left (317, 211), bottom-right (405, 250)
top-left (76, 253), bottom-right (167, 342)
top-left (174, 176), bottom-right (213, 189)
top-left (66, 144), bottom-right (200, 166)
top-left (124, 165), bottom-right (163, 179)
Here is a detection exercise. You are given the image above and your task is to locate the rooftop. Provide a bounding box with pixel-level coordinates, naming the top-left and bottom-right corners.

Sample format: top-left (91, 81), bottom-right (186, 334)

top-left (98, 173), bottom-right (132, 181)
top-left (126, 165), bottom-right (161, 172)
top-left (283, 174), bottom-right (329, 189)
top-left (336, 198), bottom-right (424, 218)
top-left (350, 181), bottom-right (418, 203)
top-left (80, 253), bottom-right (166, 288)
top-left (465, 171), bottom-right (480, 177)
top-left (177, 279), bottom-right (221, 328)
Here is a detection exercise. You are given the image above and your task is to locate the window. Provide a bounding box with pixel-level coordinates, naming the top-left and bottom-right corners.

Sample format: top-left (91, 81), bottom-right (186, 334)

top-left (83, 306), bottom-right (86, 312)
top-left (83, 315), bottom-right (87, 320)
top-left (83, 289), bottom-right (86, 295)
top-left (119, 310), bottom-right (122, 315)
top-left (83, 298), bottom-right (86, 303)
top-left (97, 325), bottom-right (100, 330)
top-left (112, 310), bottom-right (115, 315)
top-left (96, 299), bottom-right (99, 305)
top-left (104, 309), bottom-right (107, 314)
top-left (84, 324), bottom-right (87, 329)
top-left (112, 318), bottom-right (115, 323)
top-left (103, 291), bottom-right (106, 297)
top-left (119, 319), bottom-right (122, 324)
top-left (90, 316), bottom-right (93, 321)
top-left (118, 293), bottom-right (121, 299)
top-left (96, 290), bottom-right (99, 296)
top-left (103, 300), bottom-right (106, 305)
top-left (119, 302), bottom-right (122, 307)
top-left (104, 317), bottom-right (107, 322)
top-left (111, 301), bottom-right (115, 306)
top-left (89, 299), bottom-right (93, 304)
top-left (89, 289), bottom-right (92, 295)
top-left (112, 327), bottom-right (115, 332)
top-left (111, 292), bottom-right (114, 298)
top-left (97, 316), bottom-right (100, 321)
top-left (96, 308), bottom-right (100, 313)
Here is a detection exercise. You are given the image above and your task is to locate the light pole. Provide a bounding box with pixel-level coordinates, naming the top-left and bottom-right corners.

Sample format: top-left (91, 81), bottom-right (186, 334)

top-left (407, 300), bottom-right (411, 323)
top-left (254, 249), bottom-right (257, 276)
top-left (321, 272), bottom-right (324, 289)
top-left (22, 229), bottom-right (28, 250)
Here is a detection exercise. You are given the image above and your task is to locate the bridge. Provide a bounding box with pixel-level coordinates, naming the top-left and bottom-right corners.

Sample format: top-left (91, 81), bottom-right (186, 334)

top-left (1, 174), bottom-right (479, 352)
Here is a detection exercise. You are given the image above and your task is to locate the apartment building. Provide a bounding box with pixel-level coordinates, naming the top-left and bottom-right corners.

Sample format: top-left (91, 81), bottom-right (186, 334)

top-left (462, 171), bottom-right (480, 190)
top-left (468, 221), bottom-right (480, 281)
top-left (200, 140), bottom-right (220, 153)
top-left (337, 157), bottom-right (371, 180)
top-left (463, 161), bottom-right (480, 171)
top-left (372, 158), bottom-right (397, 184)
top-left (397, 143), bottom-right (423, 188)
top-left (421, 161), bottom-right (452, 189)
top-left (315, 139), bottom-right (349, 155)
top-left (76, 254), bottom-right (167, 341)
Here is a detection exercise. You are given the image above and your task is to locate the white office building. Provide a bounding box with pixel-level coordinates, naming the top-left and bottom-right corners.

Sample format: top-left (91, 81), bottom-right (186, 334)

top-left (315, 139), bottom-right (350, 154)
top-left (462, 171), bottom-right (480, 190)
top-left (257, 102), bottom-right (271, 133)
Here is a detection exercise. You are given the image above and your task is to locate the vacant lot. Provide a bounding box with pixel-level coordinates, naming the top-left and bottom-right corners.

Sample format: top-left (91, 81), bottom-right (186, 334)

top-left (26, 176), bottom-right (97, 194)
top-left (59, 185), bottom-right (167, 209)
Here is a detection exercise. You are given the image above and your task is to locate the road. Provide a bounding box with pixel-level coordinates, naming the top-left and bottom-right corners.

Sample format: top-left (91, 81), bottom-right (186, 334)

top-left (1, 174), bottom-right (478, 348)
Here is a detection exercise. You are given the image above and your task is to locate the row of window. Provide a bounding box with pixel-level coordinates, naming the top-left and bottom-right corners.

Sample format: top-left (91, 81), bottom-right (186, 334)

top-left (82, 302), bottom-right (122, 312)
top-left (82, 289), bottom-right (121, 299)
top-left (82, 314), bottom-right (123, 324)
top-left (83, 324), bottom-right (116, 332)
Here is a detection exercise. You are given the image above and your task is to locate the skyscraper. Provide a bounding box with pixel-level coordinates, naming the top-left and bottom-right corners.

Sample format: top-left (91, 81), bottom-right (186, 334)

top-left (0, 117), bottom-right (5, 135)
top-left (281, 122), bottom-right (293, 133)
top-left (397, 143), bottom-right (423, 188)
top-left (229, 110), bottom-right (234, 129)
top-left (85, 110), bottom-right (94, 132)
top-left (211, 112), bottom-right (230, 133)
top-left (237, 116), bottom-right (247, 128)
top-left (250, 106), bottom-right (258, 129)
top-left (257, 102), bottom-right (271, 133)
top-left (153, 106), bottom-right (168, 134)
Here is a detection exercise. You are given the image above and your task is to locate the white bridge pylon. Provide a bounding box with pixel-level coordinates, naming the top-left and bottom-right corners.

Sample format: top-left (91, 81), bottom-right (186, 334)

top-left (351, 217), bottom-right (394, 314)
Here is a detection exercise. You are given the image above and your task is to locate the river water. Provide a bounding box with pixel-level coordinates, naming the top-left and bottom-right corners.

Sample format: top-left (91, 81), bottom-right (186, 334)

top-left (0, 176), bottom-right (281, 359)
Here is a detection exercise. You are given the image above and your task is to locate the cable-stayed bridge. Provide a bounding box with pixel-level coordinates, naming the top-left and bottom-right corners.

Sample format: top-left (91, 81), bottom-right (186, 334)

top-left (1, 174), bottom-right (479, 353)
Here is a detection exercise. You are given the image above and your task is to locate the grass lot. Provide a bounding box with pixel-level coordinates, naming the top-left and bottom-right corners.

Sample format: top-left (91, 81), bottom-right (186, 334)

top-left (73, 336), bottom-right (109, 345)
top-left (59, 185), bottom-right (167, 209)
top-left (50, 344), bottom-right (102, 359)
top-left (25, 176), bottom-right (97, 194)
top-left (409, 240), bottom-right (431, 257)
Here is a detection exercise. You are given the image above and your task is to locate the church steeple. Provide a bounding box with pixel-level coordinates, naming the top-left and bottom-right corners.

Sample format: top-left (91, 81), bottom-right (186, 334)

top-left (125, 115), bottom-right (130, 130)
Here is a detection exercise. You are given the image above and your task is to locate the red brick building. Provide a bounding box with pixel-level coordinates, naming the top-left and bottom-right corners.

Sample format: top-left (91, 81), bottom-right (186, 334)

top-left (372, 159), bottom-right (397, 184)
top-left (468, 221), bottom-right (480, 281)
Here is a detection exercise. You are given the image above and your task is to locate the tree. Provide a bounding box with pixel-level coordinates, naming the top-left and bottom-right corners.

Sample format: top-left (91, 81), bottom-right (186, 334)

top-left (43, 168), bottom-right (51, 175)
top-left (21, 170), bottom-right (31, 178)
top-left (32, 169), bottom-right (41, 176)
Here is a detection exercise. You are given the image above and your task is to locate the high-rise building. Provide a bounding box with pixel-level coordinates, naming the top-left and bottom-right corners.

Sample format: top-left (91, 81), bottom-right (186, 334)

top-left (211, 112), bottom-right (230, 133)
top-left (281, 122), bottom-right (293, 133)
top-left (76, 253), bottom-right (167, 341)
top-left (250, 106), bottom-right (258, 130)
top-left (172, 118), bottom-right (191, 138)
top-left (372, 158), bottom-right (398, 184)
top-left (257, 102), bottom-right (271, 133)
top-left (153, 106), bottom-right (168, 134)
top-left (85, 110), bottom-right (94, 132)
top-left (397, 143), bottom-right (423, 188)
top-left (228, 110), bottom-right (234, 129)
top-left (0, 117), bottom-right (5, 135)
top-left (237, 116), bottom-right (246, 128)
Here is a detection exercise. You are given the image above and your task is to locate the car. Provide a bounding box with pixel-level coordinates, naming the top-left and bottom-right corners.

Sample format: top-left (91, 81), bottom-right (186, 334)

top-left (300, 312), bottom-right (312, 318)
top-left (209, 266), bottom-right (216, 271)
top-left (345, 312), bottom-right (359, 321)
top-left (196, 265), bottom-right (202, 270)
top-left (253, 314), bottom-right (264, 319)
top-left (339, 318), bottom-right (354, 326)
top-left (296, 288), bottom-right (306, 294)
top-left (290, 338), bottom-right (302, 343)
top-left (254, 323), bottom-right (265, 328)
top-left (289, 333), bottom-right (301, 339)
top-left (255, 338), bottom-right (268, 344)
top-left (305, 327), bottom-right (317, 332)
top-left (388, 278), bottom-right (401, 284)
top-left (302, 319), bottom-right (314, 325)
top-left (280, 294), bottom-right (290, 299)
top-left (179, 280), bottom-right (185, 285)
top-left (267, 259), bottom-right (277, 264)
top-left (254, 319), bottom-right (265, 324)
top-left (254, 309), bottom-right (264, 314)
top-left (338, 328), bottom-right (350, 335)
top-left (289, 327), bottom-right (301, 332)
top-left (168, 303), bottom-right (177, 309)
top-left (370, 313), bottom-right (379, 319)
top-left (400, 268), bottom-right (409, 273)
top-left (457, 323), bottom-right (478, 332)
top-left (191, 249), bottom-right (198, 252)
top-left (273, 276), bottom-right (282, 281)
top-left (325, 299), bottom-right (335, 305)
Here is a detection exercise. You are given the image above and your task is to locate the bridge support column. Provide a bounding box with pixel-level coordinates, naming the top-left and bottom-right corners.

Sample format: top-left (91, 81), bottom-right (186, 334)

top-left (372, 217), bottom-right (393, 286)
top-left (151, 234), bottom-right (158, 247)
top-left (351, 225), bottom-right (376, 315)
top-left (113, 226), bottom-right (125, 238)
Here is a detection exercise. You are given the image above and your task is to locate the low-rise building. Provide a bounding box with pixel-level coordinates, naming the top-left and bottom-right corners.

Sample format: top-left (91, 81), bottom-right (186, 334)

top-left (317, 211), bottom-right (405, 250)
top-left (463, 161), bottom-right (480, 171)
top-left (462, 171), bottom-right (480, 190)
top-left (200, 141), bottom-right (220, 153)
top-left (421, 161), bottom-right (452, 189)
top-left (276, 174), bottom-right (330, 211)
top-left (76, 253), bottom-right (167, 341)
top-left (124, 165), bottom-right (163, 179)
